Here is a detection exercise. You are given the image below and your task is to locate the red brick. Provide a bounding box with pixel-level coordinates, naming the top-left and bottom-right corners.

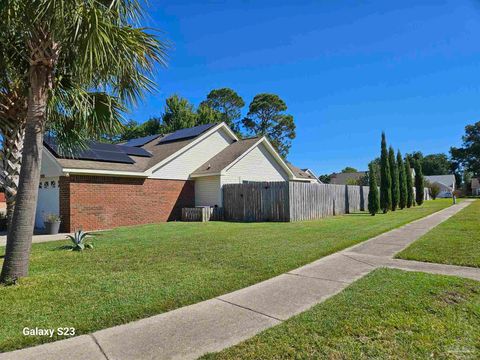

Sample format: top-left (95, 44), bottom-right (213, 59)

top-left (59, 175), bottom-right (194, 231)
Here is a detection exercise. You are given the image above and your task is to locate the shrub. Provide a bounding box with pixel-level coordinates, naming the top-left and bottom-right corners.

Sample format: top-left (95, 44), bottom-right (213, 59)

top-left (405, 157), bottom-right (414, 208)
top-left (380, 132), bottom-right (392, 213)
top-left (368, 163), bottom-right (380, 215)
top-left (414, 160), bottom-right (425, 205)
top-left (389, 146), bottom-right (399, 211)
top-left (397, 150), bottom-right (407, 209)
top-left (62, 230), bottom-right (93, 251)
top-left (429, 183), bottom-right (441, 200)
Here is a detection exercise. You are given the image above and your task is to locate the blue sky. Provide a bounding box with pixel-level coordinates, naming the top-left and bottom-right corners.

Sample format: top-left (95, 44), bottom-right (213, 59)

top-left (130, 0), bottom-right (480, 175)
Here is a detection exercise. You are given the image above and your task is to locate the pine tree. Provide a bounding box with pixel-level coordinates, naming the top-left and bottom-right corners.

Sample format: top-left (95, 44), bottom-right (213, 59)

top-left (397, 150), bottom-right (407, 209)
top-left (380, 132), bottom-right (391, 213)
top-left (389, 146), bottom-right (399, 211)
top-left (405, 156), bottom-right (414, 208)
top-left (415, 160), bottom-right (425, 205)
top-left (368, 163), bottom-right (380, 215)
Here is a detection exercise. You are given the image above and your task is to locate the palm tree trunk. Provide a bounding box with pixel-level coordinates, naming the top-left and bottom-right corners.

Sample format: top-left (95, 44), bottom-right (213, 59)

top-left (0, 121), bottom-right (25, 231)
top-left (0, 66), bottom-right (48, 282)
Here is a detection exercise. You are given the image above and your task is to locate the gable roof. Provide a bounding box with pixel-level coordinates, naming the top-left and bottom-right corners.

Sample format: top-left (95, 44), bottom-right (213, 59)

top-left (49, 123), bottom-right (237, 176)
top-left (330, 171), bottom-right (367, 185)
top-left (191, 136), bottom-right (314, 181)
top-left (301, 168), bottom-right (322, 183)
top-left (53, 136), bottom-right (199, 174)
top-left (424, 175), bottom-right (455, 189)
top-left (44, 122), bottom-right (314, 182)
top-left (287, 164), bottom-right (318, 181)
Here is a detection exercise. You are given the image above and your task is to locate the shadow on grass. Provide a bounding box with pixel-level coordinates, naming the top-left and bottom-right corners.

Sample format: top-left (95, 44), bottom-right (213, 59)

top-left (346, 212), bottom-right (374, 216)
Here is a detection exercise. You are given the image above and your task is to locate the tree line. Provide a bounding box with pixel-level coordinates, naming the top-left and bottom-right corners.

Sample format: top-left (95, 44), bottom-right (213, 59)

top-left (321, 152), bottom-right (453, 186)
top-left (450, 121), bottom-right (480, 194)
top-left (368, 132), bottom-right (424, 216)
top-left (109, 89), bottom-right (296, 158)
top-left (321, 120), bottom-right (480, 195)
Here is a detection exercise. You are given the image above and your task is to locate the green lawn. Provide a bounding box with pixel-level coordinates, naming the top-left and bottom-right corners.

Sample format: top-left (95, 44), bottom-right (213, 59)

top-left (0, 200), bottom-right (451, 352)
top-left (397, 200), bottom-right (480, 268)
top-left (203, 269), bottom-right (480, 360)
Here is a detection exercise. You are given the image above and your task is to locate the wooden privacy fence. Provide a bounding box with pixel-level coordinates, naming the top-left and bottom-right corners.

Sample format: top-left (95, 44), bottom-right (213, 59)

top-left (289, 183), bottom-right (371, 221)
top-left (223, 182), bottom-right (430, 222)
top-left (223, 182), bottom-right (289, 222)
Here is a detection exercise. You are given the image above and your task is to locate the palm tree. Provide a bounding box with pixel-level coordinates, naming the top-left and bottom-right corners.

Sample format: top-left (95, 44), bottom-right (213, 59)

top-left (0, 0), bottom-right (167, 283)
top-left (0, 26), bottom-right (29, 232)
top-left (0, 26), bottom-right (124, 232)
top-left (0, 118), bottom-right (25, 229)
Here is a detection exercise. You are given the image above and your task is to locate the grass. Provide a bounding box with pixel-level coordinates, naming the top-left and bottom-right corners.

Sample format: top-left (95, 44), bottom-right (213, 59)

top-left (0, 199), bottom-right (452, 352)
top-left (202, 269), bottom-right (480, 360)
top-left (397, 200), bottom-right (480, 268)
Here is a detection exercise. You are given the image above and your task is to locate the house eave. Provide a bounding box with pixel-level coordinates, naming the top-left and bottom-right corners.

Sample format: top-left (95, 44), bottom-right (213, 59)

top-left (62, 168), bottom-right (148, 178)
top-left (291, 177), bottom-right (315, 182)
top-left (189, 172), bottom-right (222, 178)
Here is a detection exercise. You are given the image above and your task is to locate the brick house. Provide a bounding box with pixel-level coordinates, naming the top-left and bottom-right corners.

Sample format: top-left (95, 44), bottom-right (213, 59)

top-left (38, 122), bottom-right (316, 231)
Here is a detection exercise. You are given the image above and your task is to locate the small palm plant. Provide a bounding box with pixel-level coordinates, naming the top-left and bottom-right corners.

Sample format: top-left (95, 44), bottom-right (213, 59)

top-left (63, 230), bottom-right (93, 251)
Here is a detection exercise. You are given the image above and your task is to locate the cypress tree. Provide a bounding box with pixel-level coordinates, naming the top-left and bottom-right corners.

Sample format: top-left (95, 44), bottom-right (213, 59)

top-left (405, 156), bottom-right (414, 208)
top-left (397, 150), bottom-right (407, 209)
top-left (389, 146), bottom-right (399, 211)
top-left (415, 160), bottom-right (425, 205)
top-left (380, 132), bottom-right (391, 213)
top-left (368, 163), bottom-right (380, 215)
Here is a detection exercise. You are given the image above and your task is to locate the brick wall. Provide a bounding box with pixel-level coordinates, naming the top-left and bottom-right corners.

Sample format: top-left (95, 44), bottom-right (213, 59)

top-left (59, 175), bottom-right (194, 231)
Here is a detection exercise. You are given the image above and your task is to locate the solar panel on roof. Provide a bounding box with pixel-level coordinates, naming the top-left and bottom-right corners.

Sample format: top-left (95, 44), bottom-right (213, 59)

top-left (124, 134), bottom-right (161, 147)
top-left (88, 142), bottom-right (152, 157)
top-left (118, 145), bottom-right (152, 157)
top-left (158, 123), bottom-right (217, 144)
top-left (44, 138), bottom-right (136, 164)
top-left (93, 150), bottom-right (135, 164)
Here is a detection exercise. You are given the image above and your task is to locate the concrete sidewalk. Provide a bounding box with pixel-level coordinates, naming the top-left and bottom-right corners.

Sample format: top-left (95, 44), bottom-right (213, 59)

top-left (0, 233), bottom-right (71, 247)
top-left (1, 200), bottom-right (478, 360)
top-left (0, 230), bottom-right (107, 247)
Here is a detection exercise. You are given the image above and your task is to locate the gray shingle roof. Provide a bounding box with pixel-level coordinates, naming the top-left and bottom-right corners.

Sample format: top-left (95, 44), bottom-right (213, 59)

top-left (191, 137), bottom-right (315, 180)
top-left (51, 126), bottom-right (315, 181)
top-left (330, 171), bottom-right (367, 185)
top-left (55, 135), bottom-right (198, 173)
top-left (287, 163), bottom-right (316, 180)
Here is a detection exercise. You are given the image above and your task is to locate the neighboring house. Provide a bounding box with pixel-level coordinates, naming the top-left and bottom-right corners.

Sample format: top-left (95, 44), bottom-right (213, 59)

top-left (424, 175), bottom-right (456, 198)
top-left (471, 178), bottom-right (480, 196)
top-left (288, 164), bottom-right (321, 184)
top-left (330, 171), bottom-right (367, 185)
top-left (301, 168), bottom-right (323, 184)
top-left (37, 122), bottom-right (315, 231)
